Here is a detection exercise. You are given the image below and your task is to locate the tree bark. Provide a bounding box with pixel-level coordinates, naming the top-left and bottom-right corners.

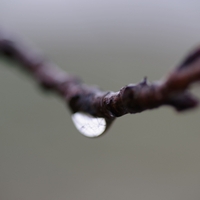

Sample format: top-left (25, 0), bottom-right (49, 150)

top-left (0, 29), bottom-right (200, 123)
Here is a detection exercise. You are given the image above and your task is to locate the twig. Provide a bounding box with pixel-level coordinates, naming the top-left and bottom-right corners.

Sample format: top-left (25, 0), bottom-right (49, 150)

top-left (0, 29), bottom-right (200, 124)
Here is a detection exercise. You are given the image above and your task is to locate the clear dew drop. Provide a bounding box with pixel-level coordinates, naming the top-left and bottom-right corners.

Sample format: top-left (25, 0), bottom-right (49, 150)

top-left (71, 112), bottom-right (107, 137)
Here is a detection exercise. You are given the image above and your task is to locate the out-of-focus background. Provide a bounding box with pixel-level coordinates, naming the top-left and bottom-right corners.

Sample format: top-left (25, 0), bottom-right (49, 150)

top-left (1, 1), bottom-right (200, 200)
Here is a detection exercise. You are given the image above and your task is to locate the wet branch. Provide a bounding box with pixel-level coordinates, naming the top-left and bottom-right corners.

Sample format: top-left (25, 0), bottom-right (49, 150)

top-left (1, 29), bottom-right (200, 124)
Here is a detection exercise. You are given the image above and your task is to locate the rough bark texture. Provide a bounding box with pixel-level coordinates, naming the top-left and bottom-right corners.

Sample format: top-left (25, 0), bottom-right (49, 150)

top-left (0, 29), bottom-right (200, 123)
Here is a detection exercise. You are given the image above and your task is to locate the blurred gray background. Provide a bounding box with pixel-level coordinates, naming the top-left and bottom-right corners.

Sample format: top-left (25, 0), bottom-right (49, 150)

top-left (1, 0), bottom-right (200, 200)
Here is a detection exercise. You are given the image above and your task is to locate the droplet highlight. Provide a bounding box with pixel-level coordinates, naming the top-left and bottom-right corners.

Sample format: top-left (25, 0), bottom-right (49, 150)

top-left (71, 112), bottom-right (107, 137)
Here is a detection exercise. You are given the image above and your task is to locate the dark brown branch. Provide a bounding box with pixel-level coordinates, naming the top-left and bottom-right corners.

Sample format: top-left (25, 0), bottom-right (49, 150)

top-left (0, 29), bottom-right (200, 124)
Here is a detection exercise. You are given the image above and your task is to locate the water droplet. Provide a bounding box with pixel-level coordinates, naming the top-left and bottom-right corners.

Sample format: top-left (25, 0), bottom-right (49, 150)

top-left (71, 112), bottom-right (110, 137)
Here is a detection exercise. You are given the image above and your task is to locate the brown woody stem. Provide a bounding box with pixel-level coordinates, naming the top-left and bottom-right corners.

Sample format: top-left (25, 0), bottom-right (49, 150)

top-left (0, 29), bottom-right (200, 121)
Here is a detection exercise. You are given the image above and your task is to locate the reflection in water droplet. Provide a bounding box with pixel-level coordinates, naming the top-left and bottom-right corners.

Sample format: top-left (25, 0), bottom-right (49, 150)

top-left (71, 112), bottom-right (107, 137)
